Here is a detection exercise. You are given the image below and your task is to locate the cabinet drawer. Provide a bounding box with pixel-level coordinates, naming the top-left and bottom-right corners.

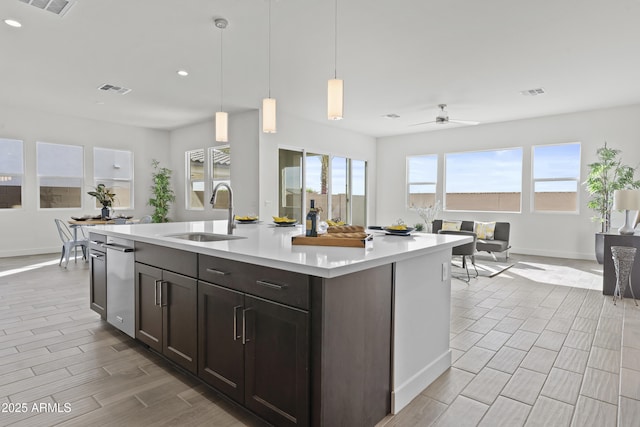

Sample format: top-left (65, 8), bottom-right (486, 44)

top-left (136, 242), bottom-right (197, 277)
top-left (198, 255), bottom-right (242, 291)
top-left (199, 255), bottom-right (309, 310)
top-left (241, 264), bottom-right (309, 310)
top-left (89, 232), bottom-right (106, 252)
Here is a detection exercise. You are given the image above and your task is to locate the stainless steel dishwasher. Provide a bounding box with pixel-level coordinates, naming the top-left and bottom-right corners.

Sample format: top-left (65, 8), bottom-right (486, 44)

top-left (104, 236), bottom-right (135, 337)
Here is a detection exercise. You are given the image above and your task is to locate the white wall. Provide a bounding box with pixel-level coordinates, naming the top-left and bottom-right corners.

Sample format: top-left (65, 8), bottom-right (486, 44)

top-left (258, 111), bottom-right (377, 223)
top-left (376, 104), bottom-right (640, 260)
top-left (168, 110), bottom-right (260, 222)
top-left (0, 105), bottom-right (170, 257)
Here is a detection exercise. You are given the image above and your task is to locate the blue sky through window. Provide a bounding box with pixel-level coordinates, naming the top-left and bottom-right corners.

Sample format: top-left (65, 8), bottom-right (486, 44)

top-left (446, 148), bottom-right (523, 193)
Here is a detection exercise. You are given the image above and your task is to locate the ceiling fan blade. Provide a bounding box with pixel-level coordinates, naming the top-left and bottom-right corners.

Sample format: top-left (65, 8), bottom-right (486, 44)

top-left (448, 119), bottom-right (480, 125)
top-left (409, 120), bottom-right (437, 127)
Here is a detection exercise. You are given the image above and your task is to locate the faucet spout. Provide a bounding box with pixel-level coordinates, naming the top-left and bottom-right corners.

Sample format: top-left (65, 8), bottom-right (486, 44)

top-left (210, 183), bottom-right (235, 235)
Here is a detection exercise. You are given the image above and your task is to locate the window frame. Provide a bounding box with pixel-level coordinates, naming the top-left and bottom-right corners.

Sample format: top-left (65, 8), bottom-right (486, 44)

top-left (93, 147), bottom-right (134, 211)
top-left (37, 141), bottom-right (84, 210)
top-left (0, 138), bottom-right (25, 210)
top-left (406, 154), bottom-right (438, 209)
top-left (444, 147), bottom-right (524, 213)
top-left (185, 149), bottom-right (206, 211)
top-left (531, 142), bottom-right (581, 214)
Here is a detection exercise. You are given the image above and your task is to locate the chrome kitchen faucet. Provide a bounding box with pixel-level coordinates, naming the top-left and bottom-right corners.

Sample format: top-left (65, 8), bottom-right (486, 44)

top-left (210, 182), bottom-right (235, 235)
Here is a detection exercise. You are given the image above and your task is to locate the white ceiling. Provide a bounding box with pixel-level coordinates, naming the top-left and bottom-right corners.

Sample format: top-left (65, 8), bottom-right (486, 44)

top-left (2, 0), bottom-right (640, 138)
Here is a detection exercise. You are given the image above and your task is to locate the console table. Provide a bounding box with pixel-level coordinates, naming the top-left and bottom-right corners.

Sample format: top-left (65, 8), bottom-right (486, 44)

top-left (603, 233), bottom-right (640, 297)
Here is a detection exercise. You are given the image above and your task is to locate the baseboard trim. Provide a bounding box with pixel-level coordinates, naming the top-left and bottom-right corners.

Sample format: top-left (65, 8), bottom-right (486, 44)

top-left (391, 349), bottom-right (451, 414)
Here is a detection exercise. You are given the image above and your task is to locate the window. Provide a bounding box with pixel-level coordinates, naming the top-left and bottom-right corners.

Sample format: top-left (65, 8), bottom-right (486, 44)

top-left (0, 138), bottom-right (23, 209)
top-left (278, 148), bottom-right (367, 225)
top-left (305, 153), bottom-right (330, 221)
top-left (209, 146), bottom-right (231, 208)
top-left (279, 149), bottom-right (303, 220)
top-left (407, 155), bottom-right (437, 208)
top-left (94, 148), bottom-right (133, 209)
top-left (532, 142), bottom-right (581, 212)
top-left (37, 142), bottom-right (83, 209)
top-left (445, 148), bottom-right (523, 212)
top-left (186, 149), bottom-right (205, 210)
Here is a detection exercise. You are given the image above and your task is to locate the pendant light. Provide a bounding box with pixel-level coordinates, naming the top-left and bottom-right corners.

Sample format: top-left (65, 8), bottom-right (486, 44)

top-left (262, 0), bottom-right (277, 133)
top-left (327, 0), bottom-right (343, 120)
top-left (215, 18), bottom-right (229, 142)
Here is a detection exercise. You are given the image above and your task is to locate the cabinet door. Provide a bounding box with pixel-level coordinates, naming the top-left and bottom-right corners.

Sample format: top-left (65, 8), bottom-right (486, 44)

top-left (162, 271), bottom-right (198, 374)
top-left (135, 263), bottom-right (163, 352)
top-left (198, 281), bottom-right (245, 403)
top-left (244, 295), bottom-right (309, 427)
top-left (89, 250), bottom-right (107, 319)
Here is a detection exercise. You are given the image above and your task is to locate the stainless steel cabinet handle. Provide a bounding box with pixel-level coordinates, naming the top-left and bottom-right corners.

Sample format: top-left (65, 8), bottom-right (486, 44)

top-left (161, 281), bottom-right (168, 307)
top-left (206, 268), bottom-right (230, 276)
top-left (242, 308), bottom-right (252, 345)
top-left (154, 280), bottom-right (161, 306)
top-left (256, 280), bottom-right (285, 290)
top-left (233, 305), bottom-right (242, 341)
top-left (89, 253), bottom-right (104, 259)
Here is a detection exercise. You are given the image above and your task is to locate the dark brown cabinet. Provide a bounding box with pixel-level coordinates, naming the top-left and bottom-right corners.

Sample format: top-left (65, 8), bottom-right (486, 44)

top-left (135, 262), bottom-right (198, 374)
top-left (198, 254), bottom-right (309, 427)
top-left (89, 233), bottom-right (107, 319)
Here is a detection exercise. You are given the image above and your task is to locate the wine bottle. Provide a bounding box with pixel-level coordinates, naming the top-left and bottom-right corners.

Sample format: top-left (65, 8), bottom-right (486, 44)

top-left (306, 200), bottom-right (318, 237)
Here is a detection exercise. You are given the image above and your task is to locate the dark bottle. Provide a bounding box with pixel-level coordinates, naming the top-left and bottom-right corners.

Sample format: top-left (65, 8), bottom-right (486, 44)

top-left (306, 200), bottom-right (318, 237)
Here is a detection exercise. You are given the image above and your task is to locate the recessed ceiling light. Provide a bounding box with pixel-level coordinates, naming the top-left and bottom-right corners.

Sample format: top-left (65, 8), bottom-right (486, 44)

top-left (4, 19), bottom-right (22, 28)
top-left (177, 70), bottom-right (189, 77)
top-left (382, 113), bottom-right (400, 119)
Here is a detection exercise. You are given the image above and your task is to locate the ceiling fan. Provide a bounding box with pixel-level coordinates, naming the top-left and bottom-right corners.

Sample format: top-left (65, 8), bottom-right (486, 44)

top-left (411, 104), bottom-right (480, 127)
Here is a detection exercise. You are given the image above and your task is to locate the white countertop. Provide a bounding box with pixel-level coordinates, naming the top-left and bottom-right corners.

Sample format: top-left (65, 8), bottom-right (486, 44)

top-left (86, 220), bottom-right (472, 278)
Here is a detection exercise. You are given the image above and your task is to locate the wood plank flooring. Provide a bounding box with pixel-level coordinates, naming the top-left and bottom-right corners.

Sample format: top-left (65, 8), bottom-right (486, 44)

top-left (0, 253), bottom-right (638, 426)
top-left (0, 254), bottom-right (267, 427)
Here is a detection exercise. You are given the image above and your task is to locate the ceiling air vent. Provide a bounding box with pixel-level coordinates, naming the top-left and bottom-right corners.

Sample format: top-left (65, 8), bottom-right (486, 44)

top-left (520, 88), bottom-right (546, 96)
top-left (18, 0), bottom-right (75, 17)
top-left (98, 84), bottom-right (132, 96)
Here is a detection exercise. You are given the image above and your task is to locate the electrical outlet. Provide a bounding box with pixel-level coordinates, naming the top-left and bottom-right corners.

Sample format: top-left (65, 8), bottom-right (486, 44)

top-left (442, 262), bottom-right (450, 281)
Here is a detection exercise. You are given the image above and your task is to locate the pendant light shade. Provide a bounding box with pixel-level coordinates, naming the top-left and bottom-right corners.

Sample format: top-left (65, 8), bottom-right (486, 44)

top-left (262, 0), bottom-right (277, 133)
top-left (327, 78), bottom-right (343, 120)
top-left (216, 111), bottom-right (228, 142)
top-left (262, 97), bottom-right (277, 133)
top-left (327, 0), bottom-right (343, 120)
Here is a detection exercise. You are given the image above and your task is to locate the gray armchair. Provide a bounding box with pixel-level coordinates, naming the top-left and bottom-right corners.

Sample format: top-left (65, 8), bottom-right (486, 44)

top-left (438, 229), bottom-right (478, 282)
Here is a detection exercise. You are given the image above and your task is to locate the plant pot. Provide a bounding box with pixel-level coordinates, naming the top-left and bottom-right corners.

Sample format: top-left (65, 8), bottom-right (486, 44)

top-left (101, 206), bottom-right (110, 220)
top-left (595, 232), bottom-right (605, 265)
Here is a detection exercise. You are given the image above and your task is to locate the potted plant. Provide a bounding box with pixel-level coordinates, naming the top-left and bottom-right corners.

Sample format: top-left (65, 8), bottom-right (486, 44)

top-left (583, 142), bottom-right (640, 263)
top-left (88, 184), bottom-right (116, 219)
top-left (148, 159), bottom-right (175, 223)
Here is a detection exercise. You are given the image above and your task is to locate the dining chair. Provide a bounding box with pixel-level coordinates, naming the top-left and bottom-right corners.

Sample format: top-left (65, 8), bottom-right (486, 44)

top-left (55, 219), bottom-right (89, 268)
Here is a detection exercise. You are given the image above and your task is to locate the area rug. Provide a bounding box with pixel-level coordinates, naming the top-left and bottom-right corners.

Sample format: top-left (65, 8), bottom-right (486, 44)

top-left (451, 258), bottom-right (517, 279)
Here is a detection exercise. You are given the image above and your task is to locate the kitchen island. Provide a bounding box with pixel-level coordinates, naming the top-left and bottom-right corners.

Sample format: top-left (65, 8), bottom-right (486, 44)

top-left (87, 220), bottom-right (471, 427)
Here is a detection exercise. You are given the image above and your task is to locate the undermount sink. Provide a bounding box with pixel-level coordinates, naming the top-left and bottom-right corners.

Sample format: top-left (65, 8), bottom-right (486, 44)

top-left (164, 232), bottom-right (246, 242)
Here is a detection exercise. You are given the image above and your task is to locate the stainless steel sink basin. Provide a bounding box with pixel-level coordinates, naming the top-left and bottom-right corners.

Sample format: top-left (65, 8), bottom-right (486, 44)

top-left (164, 232), bottom-right (246, 242)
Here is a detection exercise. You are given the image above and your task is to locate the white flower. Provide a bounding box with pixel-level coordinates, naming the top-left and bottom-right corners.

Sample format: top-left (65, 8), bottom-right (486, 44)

top-left (416, 200), bottom-right (441, 224)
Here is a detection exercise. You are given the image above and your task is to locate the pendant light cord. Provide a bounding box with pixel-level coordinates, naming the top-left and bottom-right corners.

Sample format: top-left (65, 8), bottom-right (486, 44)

top-left (268, 0), bottom-right (272, 98)
top-left (220, 28), bottom-right (224, 111)
top-left (334, 0), bottom-right (338, 79)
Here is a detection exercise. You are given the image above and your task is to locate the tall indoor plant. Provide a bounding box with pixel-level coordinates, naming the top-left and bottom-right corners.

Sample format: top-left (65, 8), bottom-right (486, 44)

top-left (148, 159), bottom-right (175, 223)
top-left (584, 142), bottom-right (640, 262)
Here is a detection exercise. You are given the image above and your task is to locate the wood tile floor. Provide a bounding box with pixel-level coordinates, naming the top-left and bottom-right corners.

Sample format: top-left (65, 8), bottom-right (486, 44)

top-left (0, 253), bottom-right (637, 426)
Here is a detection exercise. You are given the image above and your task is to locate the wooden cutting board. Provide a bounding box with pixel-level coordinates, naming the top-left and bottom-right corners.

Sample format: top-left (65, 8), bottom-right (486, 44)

top-left (291, 234), bottom-right (373, 248)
